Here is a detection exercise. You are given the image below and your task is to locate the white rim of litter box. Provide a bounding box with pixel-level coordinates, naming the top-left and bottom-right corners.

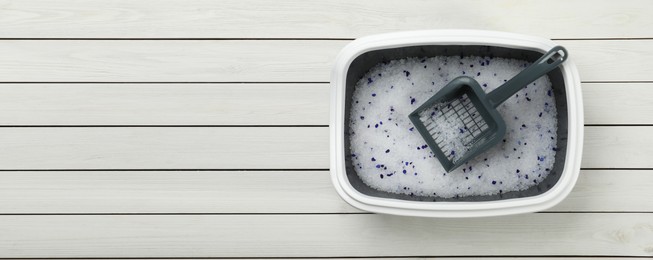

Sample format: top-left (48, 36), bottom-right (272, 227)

top-left (330, 30), bottom-right (583, 217)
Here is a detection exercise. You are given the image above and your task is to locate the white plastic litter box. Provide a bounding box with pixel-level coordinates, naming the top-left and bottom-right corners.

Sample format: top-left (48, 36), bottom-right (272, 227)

top-left (330, 30), bottom-right (583, 217)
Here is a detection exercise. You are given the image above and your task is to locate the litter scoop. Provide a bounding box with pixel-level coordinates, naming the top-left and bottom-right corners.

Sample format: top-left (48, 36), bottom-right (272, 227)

top-left (408, 46), bottom-right (568, 172)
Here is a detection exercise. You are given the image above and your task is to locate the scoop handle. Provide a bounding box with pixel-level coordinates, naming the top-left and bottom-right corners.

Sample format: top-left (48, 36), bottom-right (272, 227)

top-left (487, 46), bottom-right (568, 108)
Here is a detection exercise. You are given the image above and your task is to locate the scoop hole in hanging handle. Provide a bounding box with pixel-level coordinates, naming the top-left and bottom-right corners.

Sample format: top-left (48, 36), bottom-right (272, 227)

top-left (544, 46), bottom-right (568, 65)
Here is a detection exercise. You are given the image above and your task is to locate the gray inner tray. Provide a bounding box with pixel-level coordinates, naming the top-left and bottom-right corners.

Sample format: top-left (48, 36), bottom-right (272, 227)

top-left (343, 45), bottom-right (568, 202)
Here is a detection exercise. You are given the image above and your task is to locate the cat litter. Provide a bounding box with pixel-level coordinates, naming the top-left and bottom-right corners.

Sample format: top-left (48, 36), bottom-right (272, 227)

top-left (348, 55), bottom-right (558, 198)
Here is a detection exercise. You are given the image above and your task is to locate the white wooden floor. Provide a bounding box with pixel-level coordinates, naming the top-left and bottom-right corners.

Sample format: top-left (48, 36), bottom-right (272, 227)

top-left (0, 0), bottom-right (652, 258)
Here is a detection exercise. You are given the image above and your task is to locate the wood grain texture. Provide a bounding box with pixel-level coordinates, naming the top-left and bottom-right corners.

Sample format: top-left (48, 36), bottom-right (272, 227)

top-left (0, 126), bottom-right (648, 169)
top-left (0, 83), bottom-right (649, 125)
top-left (0, 0), bottom-right (651, 39)
top-left (583, 83), bottom-right (653, 125)
top-left (0, 83), bottom-right (330, 125)
top-left (583, 127), bottom-right (653, 168)
top-left (85, 259), bottom-right (653, 260)
top-left (552, 170), bottom-right (653, 212)
top-left (1, 214), bottom-right (653, 257)
top-left (60, 259), bottom-right (645, 260)
top-left (285, 259), bottom-right (653, 260)
top-left (0, 127), bottom-right (328, 169)
top-left (0, 40), bottom-right (345, 82)
top-left (0, 170), bottom-right (650, 214)
top-left (0, 40), bottom-right (651, 82)
top-left (0, 171), bottom-right (354, 214)
top-left (0, 0), bottom-right (651, 259)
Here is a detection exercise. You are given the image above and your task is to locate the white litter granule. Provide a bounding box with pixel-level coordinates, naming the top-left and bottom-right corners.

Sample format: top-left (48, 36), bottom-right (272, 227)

top-left (348, 56), bottom-right (558, 198)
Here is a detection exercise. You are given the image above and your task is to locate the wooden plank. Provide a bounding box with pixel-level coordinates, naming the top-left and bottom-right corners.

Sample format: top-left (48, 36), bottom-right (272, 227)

top-left (68, 259), bottom-right (645, 260)
top-left (119, 256), bottom-right (650, 260)
top-left (1, 214), bottom-right (652, 257)
top-left (0, 170), bottom-right (650, 214)
top-left (0, 0), bottom-right (651, 39)
top-left (31, 259), bottom-right (647, 260)
top-left (0, 83), bottom-right (649, 126)
top-left (568, 40), bottom-right (653, 82)
top-left (0, 83), bottom-right (330, 125)
top-left (0, 126), bottom-right (648, 169)
top-left (583, 83), bottom-right (653, 125)
top-left (0, 171), bottom-right (354, 214)
top-left (0, 40), bottom-right (651, 82)
top-left (583, 127), bottom-right (653, 168)
top-left (25, 259), bottom-right (643, 260)
top-left (552, 170), bottom-right (653, 212)
top-left (0, 40), bottom-right (345, 82)
top-left (0, 127), bottom-right (329, 170)
top-left (306, 259), bottom-right (649, 260)
top-left (39, 256), bottom-right (650, 260)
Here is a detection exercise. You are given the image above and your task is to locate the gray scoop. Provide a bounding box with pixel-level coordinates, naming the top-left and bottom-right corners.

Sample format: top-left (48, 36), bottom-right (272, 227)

top-left (408, 46), bottom-right (568, 172)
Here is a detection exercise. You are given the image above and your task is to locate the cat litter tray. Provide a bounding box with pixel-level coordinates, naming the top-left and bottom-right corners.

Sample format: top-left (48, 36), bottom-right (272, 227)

top-left (330, 30), bottom-right (583, 217)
